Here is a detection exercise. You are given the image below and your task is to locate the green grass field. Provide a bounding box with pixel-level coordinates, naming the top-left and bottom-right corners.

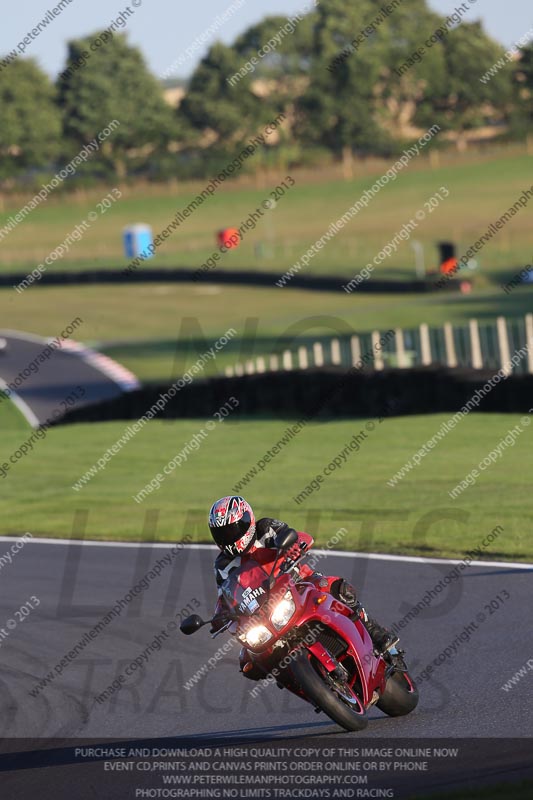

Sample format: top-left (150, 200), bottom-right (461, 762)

top-left (3, 282), bottom-right (533, 381)
top-left (1, 149), bottom-right (532, 381)
top-left (1, 150), bottom-right (531, 283)
top-left (1, 408), bottom-right (530, 560)
top-left (1, 150), bottom-right (531, 560)
top-left (0, 392), bottom-right (33, 432)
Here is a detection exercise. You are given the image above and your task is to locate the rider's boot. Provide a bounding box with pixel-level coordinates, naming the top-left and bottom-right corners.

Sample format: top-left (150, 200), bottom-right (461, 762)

top-left (343, 592), bottom-right (399, 655)
top-left (363, 615), bottom-right (399, 654)
top-left (330, 579), bottom-right (400, 655)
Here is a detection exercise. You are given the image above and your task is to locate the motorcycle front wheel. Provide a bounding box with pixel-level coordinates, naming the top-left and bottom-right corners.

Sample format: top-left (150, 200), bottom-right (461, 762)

top-left (376, 668), bottom-right (419, 717)
top-left (291, 652), bottom-right (368, 732)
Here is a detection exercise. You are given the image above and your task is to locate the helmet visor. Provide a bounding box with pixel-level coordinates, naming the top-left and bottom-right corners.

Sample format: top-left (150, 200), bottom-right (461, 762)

top-left (210, 512), bottom-right (253, 553)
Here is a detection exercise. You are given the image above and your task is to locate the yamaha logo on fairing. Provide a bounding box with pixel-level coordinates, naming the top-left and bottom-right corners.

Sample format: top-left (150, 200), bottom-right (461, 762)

top-left (238, 586), bottom-right (266, 613)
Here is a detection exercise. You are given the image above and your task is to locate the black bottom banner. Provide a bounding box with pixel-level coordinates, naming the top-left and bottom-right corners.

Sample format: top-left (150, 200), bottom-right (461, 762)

top-left (0, 737), bottom-right (532, 800)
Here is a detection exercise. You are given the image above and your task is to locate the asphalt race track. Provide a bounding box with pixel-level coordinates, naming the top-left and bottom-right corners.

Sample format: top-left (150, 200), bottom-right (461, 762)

top-left (0, 539), bottom-right (532, 797)
top-left (0, 331), bottom-right (139, 426)
top-left (1, 539), bottom-right (532, 738)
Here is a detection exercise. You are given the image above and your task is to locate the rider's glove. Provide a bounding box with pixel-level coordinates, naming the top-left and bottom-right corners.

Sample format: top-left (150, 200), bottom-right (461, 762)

top-left (285, 542), bottom-right (301, 562)
top-left (209, 615), bottom-right (226, 634)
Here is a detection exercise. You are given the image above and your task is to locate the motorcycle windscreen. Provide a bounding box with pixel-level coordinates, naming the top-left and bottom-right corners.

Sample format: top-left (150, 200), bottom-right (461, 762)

top-left (220, 559), bottom-right (271, 616)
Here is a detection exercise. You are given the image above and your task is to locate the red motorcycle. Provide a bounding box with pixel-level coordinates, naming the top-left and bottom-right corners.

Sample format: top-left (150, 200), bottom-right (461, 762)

top-left (180, 529), bottom-right (418, 731)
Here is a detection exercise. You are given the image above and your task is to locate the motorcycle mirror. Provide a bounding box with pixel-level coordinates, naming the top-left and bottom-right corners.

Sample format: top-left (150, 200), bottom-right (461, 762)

top-left (274, 527), bottom-right (298, 551)
top-left (180, 614), bottom-right (205, 635)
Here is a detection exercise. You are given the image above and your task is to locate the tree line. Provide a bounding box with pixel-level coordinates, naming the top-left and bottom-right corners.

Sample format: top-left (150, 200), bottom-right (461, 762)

top-left (0, 0), bottom-right (531, 189)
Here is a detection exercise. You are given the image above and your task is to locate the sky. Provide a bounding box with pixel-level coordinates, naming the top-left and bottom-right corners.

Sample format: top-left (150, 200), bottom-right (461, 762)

top-left (1, 0), bottom-right (532, 81)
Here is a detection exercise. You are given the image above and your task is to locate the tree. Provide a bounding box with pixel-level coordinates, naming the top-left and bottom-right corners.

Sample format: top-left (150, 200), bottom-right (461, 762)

top-left (371, 0), bottom-right (447, 138)
top-left (511, 43), bottom-right (533, 141)
top-left (294, 0), bottom-right (512, 161)
top-left (232, 13), bottom-right (316, 83)
top-left (180, 42), bottom-right (275, 148)
top-left (0, 59), bottom-right (62, 179)
top-left (295, 0), bottom-right (392, 175)
top-left (516, 41), bottom-right (533, 97)
top-left (415, 22), bottom-right (511, 148)
top-left (219, 13), bottom-right (318, 170)
top-left (57, 34), bottom-right (175, 178)
top-left (182, 10), bottom-right (319, 159)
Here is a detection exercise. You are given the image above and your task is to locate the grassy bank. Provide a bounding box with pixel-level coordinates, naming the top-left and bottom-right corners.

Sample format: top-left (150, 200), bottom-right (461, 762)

top-left (1, 411), bottom-right (530, 560)
top-left (1, 151), bottom-right (531, 283)
top-left (3, 282), bottom-right (533, 382)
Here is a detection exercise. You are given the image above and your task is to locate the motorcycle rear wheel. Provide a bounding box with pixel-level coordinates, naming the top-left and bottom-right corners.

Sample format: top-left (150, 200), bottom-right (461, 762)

top-left (291, 653), bottom-right (368, 732)
top-left (376, 670), bottom-right (419, 717)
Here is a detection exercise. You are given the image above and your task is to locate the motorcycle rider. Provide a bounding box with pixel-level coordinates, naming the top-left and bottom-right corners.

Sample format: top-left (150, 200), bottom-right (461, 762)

top-left (208, 495), bottom-right (399, 680)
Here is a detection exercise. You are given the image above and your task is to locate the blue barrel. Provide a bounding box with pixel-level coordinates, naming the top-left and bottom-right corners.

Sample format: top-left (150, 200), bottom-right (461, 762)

top-left (123, 224), bottom-right (154, 259)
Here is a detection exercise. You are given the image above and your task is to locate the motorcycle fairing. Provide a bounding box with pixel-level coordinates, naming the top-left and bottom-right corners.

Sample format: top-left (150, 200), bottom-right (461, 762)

top-left (297, 588), bottom-right (387, 706)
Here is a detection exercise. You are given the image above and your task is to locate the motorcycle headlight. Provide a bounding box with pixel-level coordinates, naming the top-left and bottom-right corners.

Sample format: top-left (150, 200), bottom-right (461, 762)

top-left (238, 624), bottom-right (272, 647)
top-left (270, 591), bottom-right (296, 630)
